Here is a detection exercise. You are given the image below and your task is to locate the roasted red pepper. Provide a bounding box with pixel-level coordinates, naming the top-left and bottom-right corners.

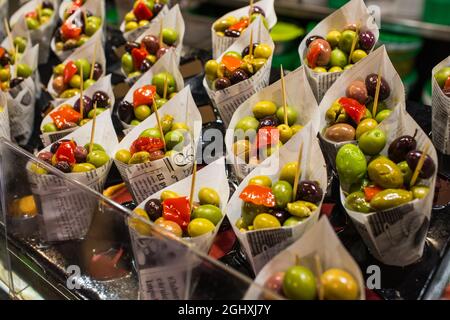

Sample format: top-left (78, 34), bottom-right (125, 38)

top-left (133, 1), bottom-right (154, 21)
top-left (221, 55), bottom-right (243, 72)
top-left (55, 140), bottom-right (77, 164)
top-left (445, 76), bottom-right (450, 90)
top-left (131, 46), bottom-right (149, 70)
top-left (25, 11), bottom-right (38, 19)
top-left (256, 126), bottom-right (279, 149)
top-left (163, 197), bottom-right (190, 231)
top-left (364, 185), bottom-right (383, 202)
top-left (133, 84), bottom-right (156, 107)
top-left (239, 184), bottom-right (276, 207)
top-left (228, 19), bottom-right (249, 32)
top-left (50, 105), bottom-right (81, 129)
top-left (306, 46), bottom-right (321, 69)
top-left (339, 97), bottom-right (366, 124)
top-left (130, 137), bottom-right (165, 155)
top-left (63, 61), bottom-right (78, 84)
top-left (61, 20), bottom-right (82, 40)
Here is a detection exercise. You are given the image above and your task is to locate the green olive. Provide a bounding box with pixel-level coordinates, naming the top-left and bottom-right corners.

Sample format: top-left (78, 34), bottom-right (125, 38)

top-left (30, 163), bottom-right (47, 175)
top-left (252, 101), bottom-right (277, 119)
top-left (129, 151), bottom-right (151, 164)
top-left (411, 185), bottom-right (430, 199)
top-left (272, 181), bottom-right (293, 209)
top-left (224, 51), bottom-right (242, 60)
top-left (213, 18), bottom-right (232, 32)
top-left (370, 189), bottom-right (413, 210)
top-left (84, 143), bottom-right (105, 152)
top-left (283, 216), bottom-right (305, 227)
top-left (0, 69), bottom-right (10, 82)
top-left (279, 162), bottom-right (299, 186)
top-left (125, 21), bottom-right (139, 32)
top-left (26, 17), bottom-right (39, 30)
top-left (164, 130), bottom-right (184, 151)
top-left (192, 204), bottom-right (223, 225)
top-left (171, 122), bottom-right (189, 131)
top-left (205, 60), bottom-right (219, 79)
top-left (87, 150), bottom-right (110, 168)
top-left (122, 52), bottom-right (134, 74)
top-left (345, 191), bottom-right (372, 213)
top-left (254, 44), bottom-right (272, 59)
top-left (276, 106), bottom-right (298, 126)
top-left (124, 12), bottom-right (136, 22)
top-left (277, 124), bottom-right (293, 144)
top-left (42, 122), bottom-right (57, 133)
top-left (397, 161), bottom-right (413, 186)
top-left (140, 127), bottom-right (161, 139)
top-left (17, 63), bottom-right (32, 78)
top-left (287, 201), bottom-right (317, 218)
top-left (115, 149), bottom-right (131, 163)
top-left (367, 157), bottom-right (404, 189)
top-left (88, 108), bottom-right (106, 119)
top-left (69, 75), bottom-right (82, 89)
top-left (235, 116), bottom-right (259, 133)
top-left (60, 89), bottom-right (81, 99)
top-left (161, 114), bottom-right (174, 133)
top-left (198, 187), bottom-right (220, 206)
top-left (134, 105), bottom-right (151, 121)
top-left (241, 202), bottom-right (265, 227)
top-left (130, 119), bottom-right (141, 126)
top-left (162, 28), bottom-right (178, 46)
top-left (79, 119), bottom-right (90, 126)
top-left (75, 59), bottom-right (91, 80)
top-left (13, 36), bottom-right (27, 53)
top-left (248, 176), bottom-right (272, 187)
top-left (252, 58), bottom-right (267, 72)
top-left (53, 64), bottom-right (65, 75)
top-left (160, 190), bottom-right (180, 201)
top-left (72, 163), bottom-right (96, 173)
top-left (291, 124), bottom-right (304, 135)
top-left (253, 213), bottom-right (281, 230)
top-left (84, 79), bottom-right (96, 90)
top-left (188, 218), bottom-right (215, 237)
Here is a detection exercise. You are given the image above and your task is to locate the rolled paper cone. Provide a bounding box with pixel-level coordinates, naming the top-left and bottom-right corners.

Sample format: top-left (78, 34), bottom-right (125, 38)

top-left (291, 143), bottom-right (303, 201)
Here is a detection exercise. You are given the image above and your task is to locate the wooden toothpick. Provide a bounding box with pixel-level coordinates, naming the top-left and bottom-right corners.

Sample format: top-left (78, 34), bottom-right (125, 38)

top-left (291, 143), bottom-right (304, 202)
top-left (163, 75), bottom-right (168, 100)
top-left (188, 160), bottom-right (197, 212)
top-left (314, 254), bottom-right (324, 301)
top-left (80, 67), bottom-right (84, 118)
top-left (280, 65), bottom-right (288, 126)
top-left (4, 19), bottom-right (15, 57)
top-left (348, 23), bottom-right (360, 65)
top-left (249, 0), bottom-right (254, 15)
top-left (248, 30), bottom-right (254, 58)
top-left (159, 19), bottom-right (164, 48)
top-left (88, 101), bottom-right (98, 154)
top-left (90, 40), bottom-right (98, 80)
top-left (410, 143), bottom-right (430, 187)
top-left (372, 65), bottom-right (383, 117)
top-left (152, 101), bottom-right (166, 152)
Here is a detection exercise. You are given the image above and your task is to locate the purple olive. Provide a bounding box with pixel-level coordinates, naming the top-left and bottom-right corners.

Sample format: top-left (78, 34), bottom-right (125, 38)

top-left (259, 115), bottom-right (279, 129)
top-left (38, 151), bottom-right (53, 164)
top-left (406, 150), bottom-right (436, 179)
top-left (42, 1), bottom-right (54, 10)
top-left (241, 43), bottom-right (259, 57)
top-left (213, 77), bottom-right (231, 90)
top-left (153, 2), bottom-right (164, 15)
top-left (270, 210), bottom-right (289, 224)
top-left (54, 161), bottom-right (71, 173)
top-left (144, 198), bottom-right (163, 221)
top-left (92, 63), bottom-right (103, 80)
top-left (92, 91), bottom-right (110, 109)
top-left (230, 69), bottom-right (248, 84)
top-left (142, 35), bottom-right (159, 54)
top-left (0, 50), bottom-right (11, 66)
top-left (74, 95), bottom-right (93, 117)
top-left (156, 47), bottom-right (169, 59)
top-left (140, 59), bottom-right (152, 73)
top-left (296, 180), bottom-right (323, 204)
top-left (365, 73), bottom-right (391, 101)
top-left (224, 29), bottom-right (241, 38)
top-left (305, 35), bottom-right (324, 47)
top-left (118, 100), bottom-right (134, 124)
top-left (359, 30), bottom-right (375, 51)
top-left (125, 41), bottom-right (140, 53)
top-left (74, 146), bottom-right (88, 163)
top-left (251, 6), bottom-right (266, 16)
top-left (388, 135), bottom-right (417, 163)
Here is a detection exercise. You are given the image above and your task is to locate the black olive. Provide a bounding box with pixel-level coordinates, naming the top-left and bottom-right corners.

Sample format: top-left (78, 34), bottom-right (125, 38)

top-left (241, 43), bottom-right (259, 57)
top-left (224, 29), bottom-right (241, 38)
top-left (153, 2), bottom-right (164, 15)
top-left (270, 210), bottom-right (289, 224)
top-left (38, 151), bottom-right (53, 164)
top-left (117, 100), bottom-right (134, 124)
top-left (0, 49), bottom-right (11, 66)
top-left (296, 180), bottom-right (323, 204)
top-left (251, 6), bottom-right (266, 17)
top-left (259, 116), bottom-right (279, 129)
top-left (365, 73), bottom-right (391, 101)
top-left (229, 69), bottom-right (248, 84)
top-left (125, 41), bottom-right (140, 54)
top-left (388, 134), bottom-right (417, 163)
top-left (92, 63), bottom-right (103, 80)
top-left (54, 161), bottom-right (71, 173)
top-left (73, 95), bottom-right (93, 117)
top-left (10, 77), bottom-right (25, 89)
top-left (61, 122), bottom-right (78, 130)
top-left (144, 199), bottom-right (163, 221)
top-left (213, 77), bottom-right (231, 90)
top-left (42, 1), bottom-right (54, 10)
top-left (406, 150), bottom-right (436, 179)
top-left (140, 59), bottom-right (152, 73)
top-left (142, 35), bottom-right (159, 55)
top-left (92, 91), bottom-right (110, 109)
top-left (306, 35), bottom-right (324, 47)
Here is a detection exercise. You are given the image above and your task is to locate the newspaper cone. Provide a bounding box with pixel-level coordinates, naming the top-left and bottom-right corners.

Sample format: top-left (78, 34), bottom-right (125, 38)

top-left (47, 32), bottom-right (106, 105)
top-left (340, 106), bottom-right (438, 266)
top-left (204, 17), bottom-right (274, 127)
top-left (225, 66), bottom-right (319, 181)
top-left (51, 3), bottom-right (105, 61)
top-left (245, 216), bottom-right (365, 299)
top-left (226, 123), bottom-right (328, 274)
top-left (119, 48), bottom-right (185, 131)
top-left (298, 0), bottom-right (379, 102)
top-left (431, 55), bottom-right (450, 155)
top-left (26, 111), bottom-right (118, 242)
top-left (0, 91), bottom-right (10, 140)
top-left (318, 46), bottom-right (405, 171)
top-left (59, 0), bottom-right (106, 22)
top-left (114, 86), bottom-right (202, 204)
top-left (211, 0), bottom-right (277, 59)
top-left (7, 44), bottom-right (39, 145)
top-left (40, 74), bottom-right (114, 146)
top-left (10, 0), bottom-right (59, 64)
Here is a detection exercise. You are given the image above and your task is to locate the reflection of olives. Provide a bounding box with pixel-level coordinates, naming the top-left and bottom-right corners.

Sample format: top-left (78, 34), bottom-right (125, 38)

top-left (296, 181), bottom-right (323, 204)
top-left (144, 199), bottom-right (163, 221)
top-left (230, 69), bottom-right (248, 84)
top-left (406, 150), bottom-right (436, 179)
top-left (305, 35), bottom-right (324, 47)
top-left (118, 100), bottom-right (134, 124)
top-left (365, 74), bottom-right (390, 100)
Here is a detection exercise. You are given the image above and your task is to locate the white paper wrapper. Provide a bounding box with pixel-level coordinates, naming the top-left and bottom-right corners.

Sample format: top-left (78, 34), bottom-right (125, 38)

top-left (120, 4), bottom-right (170, 43)
top-left (245, 216), bottom-right (365, 299)
top-left (0, 91), bottom-right (10, 140)
top-left (226, 123), bottom-right (328, 274)
top-left (119, 48), bottom-right (185, 131)
top-left (431, 55), bottom-right (450, 155)
top-left (10, 0), bottom-right (59, 64)
top-left (211, 0), bottom-right (277, 59)
top-left (114, 86), bottom-right (202, 204)
top-left (40, 74), bottom-right (114, 146)
top-left (47, 32), bottom-right (106, 105)
top-left (298, 0), bottom-right (379, 102)
top-left (225, 66), bottom-right (319, 181)
top-left (204, 17), bottom-right (274, 127)
top-left (59, 0), bottom-right (106, 22)
top-left (341, 106), bottom-right (438, 266)
top-left (51, 3), bottom-right (105, 62)
top-left (27, 111), bottom-right (118, 242)
top-left (7, 44), bottom-right (39, 145)
top-left (318, 46), bottom-right (405, 170)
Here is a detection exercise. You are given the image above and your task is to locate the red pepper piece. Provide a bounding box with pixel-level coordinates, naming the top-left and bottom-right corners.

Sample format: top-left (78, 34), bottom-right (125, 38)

top-left (239, 184), bottom-right (276, 207)
top-left (133, 84), bottom-right (156, 108)
top-left (61, 20), bottom-right (82, 40)
top-left (133, 1), bottom-right (154, 21)
top-left (163, 197), bottom-right (190, 231)
top-left (131, 46), bottom-right (149, 70)
top-left (256, 126), bottom-right (279, 149)
top-left (130, 137), bottom-right (165, 155)
top-left (306, 45), bottom-right (321, 69)
top-left (364, 185), bottom-right (383, 202)
top-left (50, 105), bottom-right (81, 129)
top-left (25, 11), bottom-right (38, 19)
top-left (339, 97), bottom-right (366, 124)
top-left (74, 0), bottom-right (84, 6)
top-left (444, 76), bottom-right (450, 90)
top-left (221, 55), bottom-right (243, 72)
top-left (63, 61), bottom-right (78, 84)
top-left (55, 140), bottom-right (77, 164)
top-left (228, 19), bottom-right (249, 32)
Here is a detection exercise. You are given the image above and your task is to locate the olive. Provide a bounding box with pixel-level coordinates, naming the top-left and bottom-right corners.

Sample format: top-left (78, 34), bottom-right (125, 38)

top-left (259, 115), bottom-right (279, 129)
top-left (359, 30), bottom-right (375, 51)
top-left (287, 201), bottom-right (317, 218)
top-left (263, 272), bottom-right (284, 300)
top-left (60, 122), bottom-right (77, 130)
top-left (321, 269), bottom-right (359, 300)
top-left (365, 74), bottom-right (391, 101)
top-left (411, 185), bottom-right (430, 199)
top-left (368, 157), bottom-right (404, 189)
top-left (272, 181), bottom-right (293, 209)
top-left (142, 35), bottom-right (160, 54)
top-left (72, 163), bottom-right (96, 173)
top-left (270, 210), bottom-right (290, 225)
top-left (17, 64), bottom-right (32, 78)
top-left (224, 29), bottom-right (240, 38)
top-left (232, 140), bottom-right (251, 162)
top-left (370, 189), bottom-right (413, 210)
top-left (214, 77), bottom-right (231, 90)
top-left (88, 107), bottom-right (106, 119)
top-left (115, 149), bottom-right (131, 163)
top-left (153, 2), bottom-right (164, 15)
top-left (92, 91), bottom-right (110, 108)
top-left (156, 47), bottom-right (169, 59)
top-left (148, 150), bottom-right (165, 161)
top-left (50, 139), bottom-right (70, 154)
top-left (160, 190), bottom-right (180, 201)
top-left (192, 204), bottom-right (223, 225)
top-left (0, 50), bottom-right (11, 66)
top-left (73, 95), bottom-right (92, 117)
top-left (74, 146), bottom-right (88, 163)
top-left (324, 123), bottom-right (356, 142)
top-left (280, 162), bottom-right (299, 186)
top-left (85, 143), bottom-right (105, 152)
top-left (346, 80), bottom-right (368, 105)
top-left (55, 161), bottom-right (71, 173)
top-left (140, 59), bottom-right (152, 73)
top-left (144, 199), bottom-right (163, 221)
top-left (188, 218), bottom-right (215, 237)
top-left (129, 151), bottom-right (151, 164)
top-left (388, 135), bottom-right (417, 163)
top-left (241, 43), bottom-right (258, 57)
top-left (165, 130), bottom-right (184, 151)
top-left (305, 35), bottom-right (323, 47)
top-left (406, 150), bottom-right (436, 179)
top-left (42, 1), bottom-right (54, 10)
top-left (155, 217), bottom-right (183, 237)
top-left (52, 76), bottom-right (66, 94)
top-left (125, 41), bottom-right (140, 53)
top-left (198, 187), bottom-right (220, 206)
top-left (162, 28), bottom-right (178, 46)
top-left (307, 39), bottom-right (331, 67)
top-left (92, 63), bottom-right (103, 80)
top-left (38, 151), bottom-right (53, 164)
top-left (296, 181), bottom-right (323, 204)
top-left (253, 100), bottom-right (277, 119)
top-left (87, 150), bottom-right (110, 168)
top-left (229, 69), bottom-right (248, 84)
top-left (345, 191), bottom-right (372, 213)
top-left (253, 213), bottom-right (281, 230)
top-left (10, 77), bottom-right (25, 89)
top-left (283, 216), bottom-right (304, 227)
top-left (63, 39), bottom-right (78, 51)
top-left (118, 100), bottom-right (134, 124)
top-left (249, 176), bottom-right (272, 187)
